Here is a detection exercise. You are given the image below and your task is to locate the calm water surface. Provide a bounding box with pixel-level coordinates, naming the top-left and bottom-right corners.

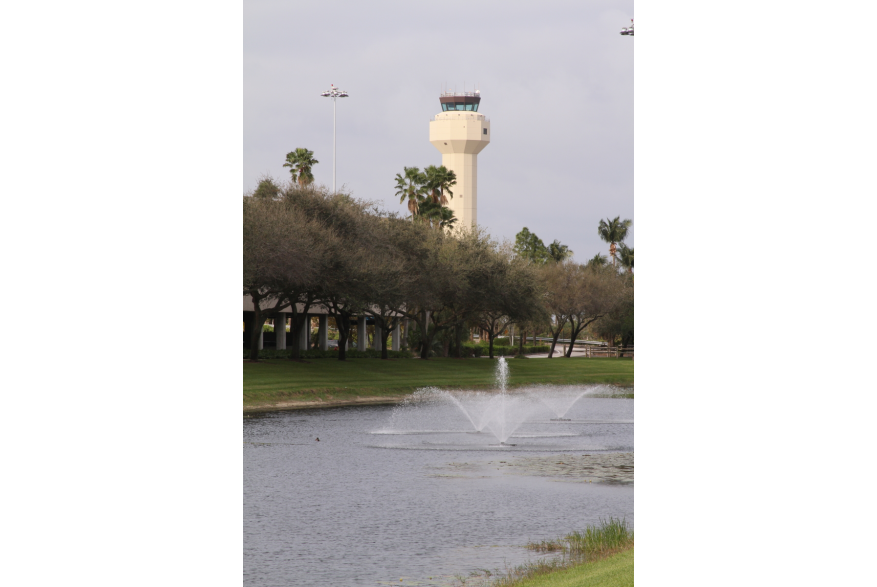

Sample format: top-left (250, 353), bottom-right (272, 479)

top-left (244, 396), bottom-right (633, 586)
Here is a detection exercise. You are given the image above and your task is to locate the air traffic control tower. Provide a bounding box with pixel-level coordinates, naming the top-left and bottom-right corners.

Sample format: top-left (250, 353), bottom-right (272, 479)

top-left (429, 91), bottom-right (490, 229)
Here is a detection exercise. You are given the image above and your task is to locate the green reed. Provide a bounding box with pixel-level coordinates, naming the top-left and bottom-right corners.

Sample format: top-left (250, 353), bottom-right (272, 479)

top-left (478, 518), bottom-right (633, 586)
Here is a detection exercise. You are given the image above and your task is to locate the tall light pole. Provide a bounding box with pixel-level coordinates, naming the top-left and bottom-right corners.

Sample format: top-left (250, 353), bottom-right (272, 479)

top-left (320, 84), bottom-right (349, 193)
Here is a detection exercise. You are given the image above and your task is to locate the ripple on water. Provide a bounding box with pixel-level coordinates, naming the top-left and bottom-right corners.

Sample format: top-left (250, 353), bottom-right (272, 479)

top-left (245, 392), bottom-right (633, 586)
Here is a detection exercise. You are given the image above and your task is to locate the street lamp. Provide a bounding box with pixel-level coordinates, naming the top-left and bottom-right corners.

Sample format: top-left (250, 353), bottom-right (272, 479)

top-left (620, 19), bottom-right (634, 36)
top-left (320, 84), bottom-right (349, 193)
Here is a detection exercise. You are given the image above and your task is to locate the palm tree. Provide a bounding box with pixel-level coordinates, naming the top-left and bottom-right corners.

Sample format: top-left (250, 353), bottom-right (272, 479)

top-left (417, 199), bottom-right (441, 229)
top-left (436, 206), bottom-right (457, 232)
top-left (423, 165), bottom-right (457, 205)
top-left (617, 244), bottom-right (634, 273)
top-left (597, 216), bottom-right (632, 267)
top-left (283, 148), bottom-right (319, 187)
top-left (395, 166), bottom-right (426, 216)
top-left (547, 240), bottom-right (573, 263)
top-left (586, 253), bottom-right (608, 269)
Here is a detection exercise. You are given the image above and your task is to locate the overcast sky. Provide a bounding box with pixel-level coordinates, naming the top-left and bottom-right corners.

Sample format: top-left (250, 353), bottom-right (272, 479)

top-left (244, 0), bottom-right (634, 261)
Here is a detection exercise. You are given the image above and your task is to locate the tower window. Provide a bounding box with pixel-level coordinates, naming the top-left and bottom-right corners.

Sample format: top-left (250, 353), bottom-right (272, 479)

top-left (483, 128), bottom-right (487, 135)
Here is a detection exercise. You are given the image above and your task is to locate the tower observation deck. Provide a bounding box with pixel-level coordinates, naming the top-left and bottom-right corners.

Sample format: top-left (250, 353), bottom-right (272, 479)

top-left (429, 91), bottom-right (490, 229)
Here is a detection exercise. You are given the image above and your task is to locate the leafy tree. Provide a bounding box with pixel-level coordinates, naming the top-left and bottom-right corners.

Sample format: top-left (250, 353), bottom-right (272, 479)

top-left (243, 193), bottom-right (336, 361)
top-left (514, 228), bottom-right (572, 265)
top-left (540, 261), bottom-right (625, 358)
top-left (562, 264), bottom-right (625, 357)
top-left (513, 227), bottom-right (550, 264)
top-left (252, 176), bottom-right (281, 200)
top-left (597, 216), bottom-right (632, 267)
top-left (283, 148), bottom-right (319, 187)
top-left (282, 184), bottom-right (376, 360)
top-left (358, 216), bottom-right (426, 359)
top-left (594, 276), bottom-right (634, 353)
top-left (474, 246), bottom-right (544, 358)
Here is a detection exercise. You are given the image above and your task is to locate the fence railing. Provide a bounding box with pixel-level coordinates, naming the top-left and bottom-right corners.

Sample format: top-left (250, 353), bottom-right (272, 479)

top-left (553, 345), bottom-right (634, 358)
top-left (429, 114), bottom-right (489, 122)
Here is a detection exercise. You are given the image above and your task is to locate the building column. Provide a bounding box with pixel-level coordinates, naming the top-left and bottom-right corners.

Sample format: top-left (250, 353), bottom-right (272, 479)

top-left (402, 319), bottom-right (410, 349)
top-left (276, 313), bottom-right (286, 350)
top-left (357, 317), bottom-right (367, 351)
top-left (392, 321), bottom-right (400, 351)
top-left (319, 314), bottom-right (328, 351)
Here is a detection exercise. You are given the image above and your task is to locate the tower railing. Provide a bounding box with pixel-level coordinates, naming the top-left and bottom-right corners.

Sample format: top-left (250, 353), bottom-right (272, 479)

top-left (439, 91), bottom-right (479, 97)
top-left (430, 115), bottom-right (490, 122)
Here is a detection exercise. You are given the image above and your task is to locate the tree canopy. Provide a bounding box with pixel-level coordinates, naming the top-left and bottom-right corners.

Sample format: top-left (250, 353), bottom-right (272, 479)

top-left (513, 227), bottom-right (573, 265)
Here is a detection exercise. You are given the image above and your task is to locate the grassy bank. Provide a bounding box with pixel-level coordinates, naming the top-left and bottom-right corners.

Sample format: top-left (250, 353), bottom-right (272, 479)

top-left (494, 548), bottom-right (633, 587)
top-left (469, 518), bottom-right (634, 587)
top-left (243, 357), bottom-right (633, 411)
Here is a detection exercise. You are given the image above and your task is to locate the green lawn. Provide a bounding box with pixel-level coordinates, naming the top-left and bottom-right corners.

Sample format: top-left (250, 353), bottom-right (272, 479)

top-left (504, 549), bottom-right (634, 587)
top-left (243, 357), bottom-right (633, 410)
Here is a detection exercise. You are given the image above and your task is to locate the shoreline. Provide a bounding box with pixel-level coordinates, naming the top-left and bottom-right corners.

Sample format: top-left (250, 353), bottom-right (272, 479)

top-left (243, 386), bottom-right (634, 416)
top-left (244, 395), bottom-right (410, 413)
top-left (243, 384), bottom-right (634, 415)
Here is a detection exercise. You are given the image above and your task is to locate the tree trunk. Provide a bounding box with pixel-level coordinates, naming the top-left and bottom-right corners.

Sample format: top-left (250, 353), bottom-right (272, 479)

top-left (380, 316), bottom-right (389, 360)
top-left (289, 310), bottom-right (302, 359)
top-left (249, 305), bottom-right (267, 362)
top-left (566, 320), bottom-right (578, 357)
top-left (454, 322), bottom-right (463, 358)
top-left (336, 313), bottom-right (349, 361)
top-left (488, 331), bottom-right (495, 359)
top-left (518, 330), bottom-right (525, 356)
top-left (548, 329), bottom-right (563, 359)
top-left (419, 310), bottom-right (431, 359)
top-left (568, 317), bottom-right (599, 358)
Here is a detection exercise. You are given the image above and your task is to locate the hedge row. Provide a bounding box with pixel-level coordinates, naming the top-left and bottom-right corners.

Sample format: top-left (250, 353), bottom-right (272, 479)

top-left (246, 345), bottom-right (551, 360)
top-left (245, 348), bottom-right (414, 360)
top-left (460, 343), bottom-right (551, 357)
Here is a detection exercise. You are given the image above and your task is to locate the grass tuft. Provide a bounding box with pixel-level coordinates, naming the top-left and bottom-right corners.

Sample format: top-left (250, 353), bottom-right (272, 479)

top-left (463, 518), bottom-right (633, 587)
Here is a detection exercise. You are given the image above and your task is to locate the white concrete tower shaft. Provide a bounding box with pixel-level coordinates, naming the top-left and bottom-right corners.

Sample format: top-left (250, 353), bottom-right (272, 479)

top-left (429, 91), bottom-right (490, 229)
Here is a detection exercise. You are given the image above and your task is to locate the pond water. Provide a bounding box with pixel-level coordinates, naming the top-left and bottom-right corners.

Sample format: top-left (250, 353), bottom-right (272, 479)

top-left (244, 389), bottom-right (633, 586)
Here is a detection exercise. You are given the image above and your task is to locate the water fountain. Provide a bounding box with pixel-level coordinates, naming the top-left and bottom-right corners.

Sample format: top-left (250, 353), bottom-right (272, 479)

top-left (528, 385), bottom-right (614, 421)
top-left (376, 358), bottom-right (629, 449)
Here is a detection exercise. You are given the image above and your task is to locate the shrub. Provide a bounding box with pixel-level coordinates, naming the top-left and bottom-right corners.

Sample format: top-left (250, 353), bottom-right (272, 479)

top-left (459, 342), bottom-right (551, 357)
top-left (244, 348), bottom-right (413, 360)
